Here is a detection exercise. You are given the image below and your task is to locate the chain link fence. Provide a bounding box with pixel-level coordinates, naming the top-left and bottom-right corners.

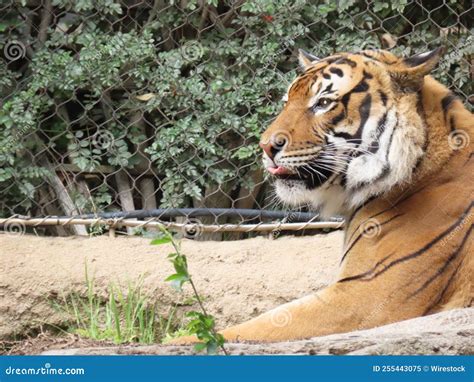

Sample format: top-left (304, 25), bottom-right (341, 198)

top-left (0, 0), bottom-right (472, 238)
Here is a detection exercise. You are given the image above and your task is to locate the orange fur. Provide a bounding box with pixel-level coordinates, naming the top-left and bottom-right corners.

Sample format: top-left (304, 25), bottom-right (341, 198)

top-left (172, 49), bottom-right (473, 344)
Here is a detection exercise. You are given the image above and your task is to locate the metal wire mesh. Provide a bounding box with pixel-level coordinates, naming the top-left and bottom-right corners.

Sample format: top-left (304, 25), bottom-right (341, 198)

top-left (1, 0), bottom-right (472, 238)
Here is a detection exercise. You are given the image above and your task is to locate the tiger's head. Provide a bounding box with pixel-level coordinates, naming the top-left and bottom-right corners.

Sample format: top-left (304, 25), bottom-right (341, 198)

top-left (261, 48), bottom-right (444, 217)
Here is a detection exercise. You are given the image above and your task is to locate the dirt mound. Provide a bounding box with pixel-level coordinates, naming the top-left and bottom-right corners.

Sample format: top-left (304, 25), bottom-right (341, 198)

top-left (0, 232), bottom-right (343, 342)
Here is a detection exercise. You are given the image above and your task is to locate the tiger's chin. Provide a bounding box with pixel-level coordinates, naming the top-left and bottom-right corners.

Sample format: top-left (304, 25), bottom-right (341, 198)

top-left (274, 178), bottom-right (348, 219)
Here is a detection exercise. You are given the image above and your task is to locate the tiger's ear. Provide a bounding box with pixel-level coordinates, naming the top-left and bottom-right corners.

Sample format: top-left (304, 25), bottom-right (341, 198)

top-left (390, 47), bottom-right (444, 91)
top-left (298, 49), bottom-right (319, 70)
top-left (402, 46), bottom-right (444, 73)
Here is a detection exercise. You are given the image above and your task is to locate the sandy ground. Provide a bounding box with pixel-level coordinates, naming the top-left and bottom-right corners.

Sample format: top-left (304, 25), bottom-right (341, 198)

top-left (0, 231), bottom-right (343, 344)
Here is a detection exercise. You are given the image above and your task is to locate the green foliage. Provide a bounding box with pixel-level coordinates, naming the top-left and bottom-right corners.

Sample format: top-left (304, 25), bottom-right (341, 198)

top-left (56, 265), bottom-right (180, 344)
top-left (185, 311), bottom-right (226, 354)
top-left (1, 0), bottom-right (471, 216)
top-left (152, 227), bottom-right (227, 354)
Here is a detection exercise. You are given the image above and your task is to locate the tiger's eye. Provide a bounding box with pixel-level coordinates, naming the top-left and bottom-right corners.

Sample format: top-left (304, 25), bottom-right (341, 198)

top-left (311, 97), bottom-right (333, 112)
top-left (319, 98), bottom-right (331, 107)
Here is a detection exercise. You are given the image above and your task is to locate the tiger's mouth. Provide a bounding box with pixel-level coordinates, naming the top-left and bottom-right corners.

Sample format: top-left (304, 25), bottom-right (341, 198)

top-left (267, 165), bottom-right (292, 175)
top-left (267, 163), bottom-right (332, 188)
top-left (267, 165), bottom-right (301, 180)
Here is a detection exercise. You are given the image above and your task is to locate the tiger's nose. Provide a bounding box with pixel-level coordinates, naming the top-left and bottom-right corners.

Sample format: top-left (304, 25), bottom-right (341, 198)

top-left (259, 135), bottom-right (287, 160)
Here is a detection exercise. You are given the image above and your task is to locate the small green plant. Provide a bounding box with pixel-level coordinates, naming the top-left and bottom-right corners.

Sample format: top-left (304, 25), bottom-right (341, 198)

top-left (151, 227), bottom-right (227, 355)
top-left (88, 222), bottom-right (107, 237)
top-left (56, 265), bottom-right (180, 344)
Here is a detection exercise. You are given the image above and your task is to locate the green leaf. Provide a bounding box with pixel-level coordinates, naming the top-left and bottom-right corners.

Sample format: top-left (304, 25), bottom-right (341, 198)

top-left (150, 237), bottom-right (172, 245)
top-left (165, 273), bottom-right (189, 283)
top-left (194, 342), bottom-right (207, 352)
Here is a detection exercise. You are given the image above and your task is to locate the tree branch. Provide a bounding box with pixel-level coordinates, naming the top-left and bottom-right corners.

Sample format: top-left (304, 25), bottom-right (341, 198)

top-left (38, 0), bottom-right (53, 44)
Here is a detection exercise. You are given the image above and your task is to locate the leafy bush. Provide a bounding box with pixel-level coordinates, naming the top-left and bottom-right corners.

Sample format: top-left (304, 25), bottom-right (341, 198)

top-left (1, 0), bottom-right (471, 217)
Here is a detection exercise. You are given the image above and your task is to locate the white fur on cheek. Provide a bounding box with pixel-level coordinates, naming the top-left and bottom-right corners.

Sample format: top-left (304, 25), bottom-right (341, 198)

top-left (348, 107), bottom-right (425, 208)
top-left (346, 108), bottom-right (397, 188)
top-left (274, 179), bottom-right (348, 218)
top-left (274, 180), bottom-right (309, 207)
top-left (307, 186), bottom-right (347, 218)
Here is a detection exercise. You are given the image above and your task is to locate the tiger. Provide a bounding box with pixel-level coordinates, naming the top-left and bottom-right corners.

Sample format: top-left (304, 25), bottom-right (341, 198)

top-left (173, 47), bottom-right (473, 344)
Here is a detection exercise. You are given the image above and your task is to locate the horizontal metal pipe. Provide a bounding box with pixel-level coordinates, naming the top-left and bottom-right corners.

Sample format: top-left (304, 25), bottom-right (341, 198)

top-left (0, 217), bottom-right (345, 233)
top-left (58, 208), bottom-right (327, 222)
